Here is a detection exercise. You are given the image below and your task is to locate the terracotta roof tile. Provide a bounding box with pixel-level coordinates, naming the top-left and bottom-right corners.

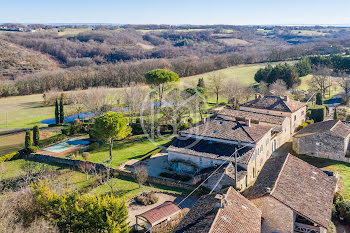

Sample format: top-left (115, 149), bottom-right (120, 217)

top-left (244, 154), bottom-right (336, 228)
top-left (242, 96), bottom-right (306, 113)
top-left (172, 187), bottom-right (261, 233)
top-left (137, 201), bottom-right (181, 226)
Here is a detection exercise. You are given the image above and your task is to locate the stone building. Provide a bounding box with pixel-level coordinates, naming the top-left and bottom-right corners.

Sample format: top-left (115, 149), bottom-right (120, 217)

top-left (172, 186), bottom-right (262, 233)
top-left (244, 154), bottom-right (337, 233)
top-left (293, 120), bottom-right (350, 163)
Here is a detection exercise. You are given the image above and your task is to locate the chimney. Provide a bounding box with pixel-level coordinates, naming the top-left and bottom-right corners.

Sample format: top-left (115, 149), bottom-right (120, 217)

top-left (255, 93), bottom-right (261, 99)
top-left (283, 95), bottom-right (289, 102)
top-left (266, 187), bottom-right (271, 193)
top-left (245, 118), bottom-right (251, 127)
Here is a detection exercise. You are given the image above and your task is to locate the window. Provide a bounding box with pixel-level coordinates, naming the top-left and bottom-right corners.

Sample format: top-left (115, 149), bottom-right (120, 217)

top-left (294, 115), bottom-right (297, 121)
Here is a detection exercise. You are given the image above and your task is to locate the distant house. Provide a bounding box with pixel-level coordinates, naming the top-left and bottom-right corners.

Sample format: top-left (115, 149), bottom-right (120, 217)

top-left (293, 120), bottom-right (350, 163)
top-left (172, 186), bottom-right (262, 233)
top-left (244, 154), bottom-right (337, 233)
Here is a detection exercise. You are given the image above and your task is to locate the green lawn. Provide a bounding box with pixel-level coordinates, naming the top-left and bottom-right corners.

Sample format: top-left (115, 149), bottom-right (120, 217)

top-left (293, 153), bottom-right (350, 200)
top-left (73, 135), bottom-right (172, 168)
top-left (0, 94), bottom-right (53, 129)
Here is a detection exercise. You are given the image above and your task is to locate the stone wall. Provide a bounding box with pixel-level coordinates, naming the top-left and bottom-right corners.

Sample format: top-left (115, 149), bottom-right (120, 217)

top-left (293, 132), bottom-right (350, 163)
top-left (250, 196), bottom-right (294, 233)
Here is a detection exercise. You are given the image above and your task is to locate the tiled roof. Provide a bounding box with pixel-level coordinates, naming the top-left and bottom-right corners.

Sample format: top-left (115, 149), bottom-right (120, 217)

top-left (294, 120), bottom-right (350, 139)
top-left (172, 187), bottom-right (261, 233)
top-left (218, 107), bottom-right (286, 125)
top-left (136, 201), bottom-right (181, 226)
top-left (181, 116), bottom-right (272, 143)
top-left (242, 96), bottom-right (306, 113)
top-left (244, 154), bottom-right (336, 228)
top-left (168, 138), bottom-right (254, 165)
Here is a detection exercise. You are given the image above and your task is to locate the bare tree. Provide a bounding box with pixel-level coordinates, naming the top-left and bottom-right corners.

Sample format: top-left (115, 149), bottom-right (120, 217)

top-left (269, 79), bottom-right (288, 96)
top-left (78, 161), bottom-right (95, 181)
top-left (209, 74), bottom-right (224, 104)
top-left (337, 73), bottom-right (350, 96)
top-left (134, 164), bottom-right (148, 189)
top-left (224, 79), bottom-right (254, 106)
top-left (82, 87), bottom-right (120, 116)
top-left (257, 81), bottom-right (269, 96)
top-left (123, 83), bottom-right (149, 123)
top-left (310, 66), bottom-right (332, 97)
top-left (66, 90), bottom-right (86, 119)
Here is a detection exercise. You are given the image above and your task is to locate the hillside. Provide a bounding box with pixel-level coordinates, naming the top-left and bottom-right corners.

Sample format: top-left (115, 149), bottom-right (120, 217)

top-left (0, 39), bottom-right (58, 79)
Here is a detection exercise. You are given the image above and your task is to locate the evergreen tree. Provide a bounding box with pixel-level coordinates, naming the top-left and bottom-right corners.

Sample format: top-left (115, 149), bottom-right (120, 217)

top-left (334, 107), bottom-right (337, 120)
top-left (55, 99), bottom-right (60, 125)
top-left (25, 130), bottom-right (32, 149)
top-left (316, 92), bottom-right (323, 105)
top-left (197, 77), bottom-right (206, 88)
top-left (33, 125), bottom-right (40, 146)
top-left (59, 94), bottom-right (64, 124)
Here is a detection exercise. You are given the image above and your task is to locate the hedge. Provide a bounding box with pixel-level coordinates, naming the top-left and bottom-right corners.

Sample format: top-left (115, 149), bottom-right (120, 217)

top-left (307, 105), bottom-right (327, 122)
top-left (38, 134), bottom-right (67, 148)
top-left (0, 151), bottom-right (20, 162)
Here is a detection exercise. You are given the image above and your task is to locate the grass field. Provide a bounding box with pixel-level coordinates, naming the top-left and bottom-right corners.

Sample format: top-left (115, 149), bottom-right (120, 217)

top-left (291, 30), bottom-right (329, 37)
top-left (0, 94), bottom-right (54, 129)
top-left (294, 153), bottom-right (350, 200)
top-left (0, 130), bottom-right (59, 156)
top-left (73, 134), bottom-right (172, 168)
top-left (57, 28), bottom-right (92, 36)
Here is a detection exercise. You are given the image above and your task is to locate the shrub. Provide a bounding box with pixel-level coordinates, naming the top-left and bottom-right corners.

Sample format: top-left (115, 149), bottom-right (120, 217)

top-left (88, 142), bottom-right (100, 151)
top-left (316, 92), bottom-right (323, 105)
top-left (0, 151), bottom-right (20, 162)
top-left (38, 134), bottom-right (67, 148)
top-left (188, 117), bottom-right (194, 125)
top-left (82, 152), bottom-right (90, 161)
top-left (25, 130), bottom-right (32, 149)
top-left (135, 192), bottom-right (158, 206)
top-left (27, 146), bottom-right (39, 153)
top-left (305, 119), bottom-right (314, 124)
top-left (159, 172), bottom-right (191, 182)
top-left (33, 125), bottom-right (40, 146)
top-left (31, 180), bottom-right (130, 232)
top-left (297, 122), bottom-right (308, 131)
top-left (179, 123), bottom-right (189, 131)
top-left (61, 127), bottom-right (70, 136)
top-left (308, 105), bottom-right (326, 122)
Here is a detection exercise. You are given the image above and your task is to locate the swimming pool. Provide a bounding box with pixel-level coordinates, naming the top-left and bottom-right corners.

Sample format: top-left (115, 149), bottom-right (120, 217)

top-left (43, 139), bottom-right (90, 153)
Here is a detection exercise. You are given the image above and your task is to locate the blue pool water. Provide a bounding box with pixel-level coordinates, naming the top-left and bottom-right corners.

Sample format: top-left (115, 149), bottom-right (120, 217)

top-left (40, 112), bottom-right (94, 124)
top-left (43, 139), bottom-right (90, 153)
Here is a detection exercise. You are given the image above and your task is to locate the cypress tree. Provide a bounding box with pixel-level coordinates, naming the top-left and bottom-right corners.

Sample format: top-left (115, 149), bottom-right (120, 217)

top-left (55, 99), bottom-right (60, 125)
top-left (59, 94), bottom-right (64, 124)
top-left (25, 130), bottom-right (32, 149)
top-left (334, 107), bottom-right (337, 120)
top-left (197, 77), bottom-right (205, 88)
top-left (316, 93), bottom-right (323, 105)
top-left (33, 125), bottom-right (40, 146)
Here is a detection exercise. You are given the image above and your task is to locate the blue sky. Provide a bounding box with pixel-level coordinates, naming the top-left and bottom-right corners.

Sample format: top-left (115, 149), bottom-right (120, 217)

top-left (1, 0), bottom-right (350, 25)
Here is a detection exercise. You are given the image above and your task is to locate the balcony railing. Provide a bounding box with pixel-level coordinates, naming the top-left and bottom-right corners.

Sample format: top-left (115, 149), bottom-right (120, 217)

top-left (294, 222), bottom-right (320, 233)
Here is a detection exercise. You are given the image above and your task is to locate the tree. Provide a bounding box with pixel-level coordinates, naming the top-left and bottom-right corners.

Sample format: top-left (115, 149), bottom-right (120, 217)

top-left (334, 107), bottom-right (338, 120)
top-left (59, 94), bottom-right (64, 124)
top-left (25, 130), bottom-right (32, 149)
top-left (197, 77), bottom-right (206, 88)
top-left (92, 112), bottom-right (131, 162)
top-left (269, 79), bottom-right (288, 96)
top-left (123, 84), bottom-right (149, 123)
top-left (55, 99), bottom-right (60, 125)
top-left (316, 92), bottom-right (323, 105)
top-left (78, 161), bottom-right (95, 181)
top-left (145, 69), bottom-right (180, 108)
top-left (310, 66), bottom-right (332, 97)
top-left (134, 164), bottom-right (148, 188)
top-left (33, 125), bottom-right (40, 146)
top-left (209, 74), bottom-right (224, 104)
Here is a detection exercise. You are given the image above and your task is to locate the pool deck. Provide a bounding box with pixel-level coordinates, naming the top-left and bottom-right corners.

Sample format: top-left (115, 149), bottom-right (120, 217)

top-left (38, 138), bottom-right (91, 158)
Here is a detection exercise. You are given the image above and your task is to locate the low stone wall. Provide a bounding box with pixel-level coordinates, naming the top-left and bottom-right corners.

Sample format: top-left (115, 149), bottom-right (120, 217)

top-left (27, 153), bottom-right (196, 191)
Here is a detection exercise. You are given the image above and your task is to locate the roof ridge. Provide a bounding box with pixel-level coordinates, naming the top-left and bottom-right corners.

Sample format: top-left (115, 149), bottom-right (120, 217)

top-left (280, 97), bottom-right (292, 112)
top-left (330, 120), bottom-right (341, 132)
top-left (237, 121), bottom-right (255, 142)
top-left (270, 154), bottom-right (290, 195)
top-left (208, 188), bottom-right (231, 233)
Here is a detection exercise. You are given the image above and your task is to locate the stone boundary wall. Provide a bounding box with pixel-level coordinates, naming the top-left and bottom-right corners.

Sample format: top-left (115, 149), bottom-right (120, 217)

top-left (26, 153), bottom-right (196, 191)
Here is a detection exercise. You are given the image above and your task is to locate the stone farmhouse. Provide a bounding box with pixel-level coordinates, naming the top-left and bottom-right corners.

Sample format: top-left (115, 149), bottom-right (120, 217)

top-left (172, 186), bottom-right (262, 233)
top-left (167, 95), bottom-right (307, 190)
top-left (293, 120), bottom-right (350, 163)
top-left (244, 154), bottom-right (337, 233)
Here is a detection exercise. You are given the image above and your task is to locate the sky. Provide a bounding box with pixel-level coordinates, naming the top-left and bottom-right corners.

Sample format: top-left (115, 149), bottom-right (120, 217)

top-left (1, 0), bottom-right (350, 25)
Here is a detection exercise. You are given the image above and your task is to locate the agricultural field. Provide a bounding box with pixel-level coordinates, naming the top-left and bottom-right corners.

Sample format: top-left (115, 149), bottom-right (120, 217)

top-left (0, 94), bottom-right (54, 129)
top-left (56, 27), bottom-right (92, 36)
top-left (291, 30), bottom-right (329, 37)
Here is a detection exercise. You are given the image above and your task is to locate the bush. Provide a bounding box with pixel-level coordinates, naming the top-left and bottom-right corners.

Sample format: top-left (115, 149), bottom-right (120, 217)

top-left (27, 146), bottom-right (39, 153)
top-left (333, 192), bottom-right (350, 223)
top-left (316, 93), bottom-right (323, 105)
top-left (179, 123), bottom-right (189, 131)
top-left (305, 119), bottom-right (314, 124)
top-left (135, 192), bottom-right (158, 206)
top-left (61, 128), bottom-right (70, 136)
top-left (31, 180), bottom-right (130, 232)
top-left (308, 105), bottom-right (326, 122)
top-left (25, 130), bottom-right (32, 148)
top-left (38, 134), bottom-right (67, 148)
top-left (88, 142), bottom-right (100, 151)
top-left (82, 152), bottom-right (90, 161)
top-left (297, 122), bottom-right (309, 131)
top-left (159, 172), bottom-right (191, 182)
top-left (188, 117), bottom-right (194, 125)
top-left (0, 151), bottom-right (20, 162)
